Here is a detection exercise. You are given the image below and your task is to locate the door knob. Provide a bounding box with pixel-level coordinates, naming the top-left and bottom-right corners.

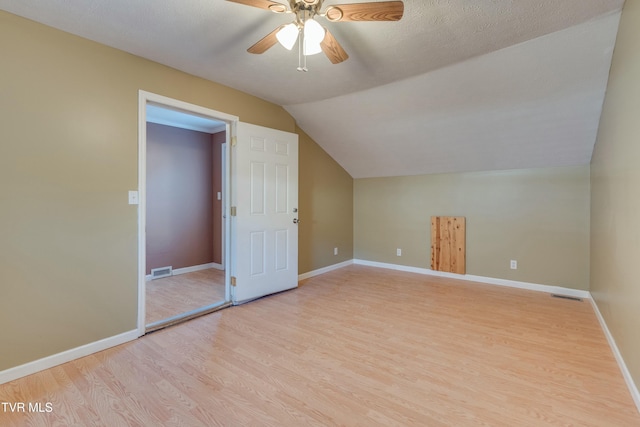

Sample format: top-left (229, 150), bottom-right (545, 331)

top-left (293, 218), bottom-right (300, 224)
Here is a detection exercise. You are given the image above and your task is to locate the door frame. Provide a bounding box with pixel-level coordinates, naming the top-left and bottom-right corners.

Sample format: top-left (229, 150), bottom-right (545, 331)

top-left (137, 90), bottom-right (238, 336)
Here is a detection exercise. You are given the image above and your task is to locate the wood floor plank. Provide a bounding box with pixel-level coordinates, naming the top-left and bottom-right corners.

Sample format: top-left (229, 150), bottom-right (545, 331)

top-left (145, 268), bottom-right (226, 325)
top-left (1, 265), bottom-right (639, 426)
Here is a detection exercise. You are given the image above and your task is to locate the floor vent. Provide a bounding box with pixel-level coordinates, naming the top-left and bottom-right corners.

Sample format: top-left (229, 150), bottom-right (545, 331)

top-left (551, 294), bottom-right (582, 302)
top-left (150, 266), bottom-right (172, 280)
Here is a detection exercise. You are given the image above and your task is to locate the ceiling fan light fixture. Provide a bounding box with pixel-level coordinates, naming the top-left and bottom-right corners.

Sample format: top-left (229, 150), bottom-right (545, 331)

top-left (230, 0), bottom-right (404, 67)
top-left (303, 18), bottom-right (325, 55)
top-left (303, 40), bottom-right (322, 56)
top-left (276, 22), bottom-right (299, 50)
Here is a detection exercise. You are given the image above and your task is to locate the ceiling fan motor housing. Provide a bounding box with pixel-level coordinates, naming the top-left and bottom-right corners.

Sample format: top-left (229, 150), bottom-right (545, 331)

top-left (233, 0), bottom-right (404, 65)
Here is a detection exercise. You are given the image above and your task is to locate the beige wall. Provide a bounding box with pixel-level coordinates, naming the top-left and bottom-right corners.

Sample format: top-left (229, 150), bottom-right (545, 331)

top-left (590, 1), bottom-right (640, 391)
top-left (354, 166), bottom-right (590, 289)
top-left (0, 11), bottom-right (351, 372)
top-left (298, 126), bottom-right (354, 273)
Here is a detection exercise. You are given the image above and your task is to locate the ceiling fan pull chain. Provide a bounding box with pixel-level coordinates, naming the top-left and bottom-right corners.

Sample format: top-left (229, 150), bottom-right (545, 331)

top-left (303, 44), bottom-right (308, 71)
top-left (297, 26), bottom-right (308, 72)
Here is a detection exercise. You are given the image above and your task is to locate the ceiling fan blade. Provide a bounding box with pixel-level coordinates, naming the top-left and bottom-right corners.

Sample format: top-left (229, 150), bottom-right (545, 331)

top-left (247, 25), bottom-right (284, 54)
top-left (227, 0), bottom-right (287, 13)
top-left (321, 29), bottom-right (349, 64)
top-left (324, 1), bottom-right (404, 22)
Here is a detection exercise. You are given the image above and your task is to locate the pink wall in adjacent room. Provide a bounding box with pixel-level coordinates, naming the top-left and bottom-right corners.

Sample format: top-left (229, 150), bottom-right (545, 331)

top-left (146, 123), bottom-right (223, 274)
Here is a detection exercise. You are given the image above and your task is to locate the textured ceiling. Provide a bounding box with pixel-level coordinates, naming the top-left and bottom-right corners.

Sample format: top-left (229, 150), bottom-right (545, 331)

top-left (288, 11), bottom-right (622, 177)
top-left (0, 0), bottom-right (625, 177)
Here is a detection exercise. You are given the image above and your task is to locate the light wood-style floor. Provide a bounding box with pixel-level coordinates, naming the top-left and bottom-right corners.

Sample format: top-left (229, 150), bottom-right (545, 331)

top-left (145, 268), bottom-right (226, 325)
top-left (2, 265), bottom-right (638, 426)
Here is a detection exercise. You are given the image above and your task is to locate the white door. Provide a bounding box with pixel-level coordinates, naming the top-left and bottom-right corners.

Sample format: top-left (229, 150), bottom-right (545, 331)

top-left (231, 122), bottom-right (299, 304)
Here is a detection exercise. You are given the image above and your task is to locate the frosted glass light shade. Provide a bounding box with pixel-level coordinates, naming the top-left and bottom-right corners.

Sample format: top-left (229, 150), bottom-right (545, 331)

top-left (303, 18), bottom-right (325, 55)
top-left (276, 23), bottom-right (299, 50)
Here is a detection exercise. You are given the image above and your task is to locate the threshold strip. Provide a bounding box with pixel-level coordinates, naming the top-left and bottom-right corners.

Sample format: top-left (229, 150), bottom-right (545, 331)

top-left (145, 300), bottom-right (233, 334)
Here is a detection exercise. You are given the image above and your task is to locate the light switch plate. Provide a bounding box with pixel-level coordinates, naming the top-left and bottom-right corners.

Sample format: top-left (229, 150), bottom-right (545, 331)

top-left (128, 191), bottom-right (139, 205)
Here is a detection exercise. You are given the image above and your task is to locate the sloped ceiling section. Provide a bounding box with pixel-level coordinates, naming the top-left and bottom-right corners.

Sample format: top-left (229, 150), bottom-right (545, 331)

top-left (286, 12), bottom-right (622, 178)
top-left (0, 0), bottom-right (624, 177)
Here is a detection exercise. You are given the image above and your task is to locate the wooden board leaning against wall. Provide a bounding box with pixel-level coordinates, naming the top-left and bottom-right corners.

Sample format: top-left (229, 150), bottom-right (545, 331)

top-left (431, 216), bottom-right (466, 274)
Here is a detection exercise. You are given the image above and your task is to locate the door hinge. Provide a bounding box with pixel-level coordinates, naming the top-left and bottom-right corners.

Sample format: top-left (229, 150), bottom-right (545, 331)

top-left (230, 276), bottom-right (237, 287)
top-left (231, 136), bottom-right (237, 146)
top-left (230, 206), bottom-right (237, 217)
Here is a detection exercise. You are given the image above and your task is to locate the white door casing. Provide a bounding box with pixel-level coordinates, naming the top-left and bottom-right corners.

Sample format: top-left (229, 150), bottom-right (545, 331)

top-left (137, 90), bottom-right (238, 335)
top-left (232, 122), bottom-right (299, 304)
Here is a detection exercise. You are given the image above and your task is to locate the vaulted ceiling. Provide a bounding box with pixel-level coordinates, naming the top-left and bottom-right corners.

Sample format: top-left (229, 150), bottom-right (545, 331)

top-left (0, 0), bottom-right (625, 177)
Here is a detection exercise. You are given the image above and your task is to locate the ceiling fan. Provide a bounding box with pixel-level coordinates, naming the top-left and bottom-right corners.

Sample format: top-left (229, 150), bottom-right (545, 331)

top-left (227, 0), bottom-right (404, 71)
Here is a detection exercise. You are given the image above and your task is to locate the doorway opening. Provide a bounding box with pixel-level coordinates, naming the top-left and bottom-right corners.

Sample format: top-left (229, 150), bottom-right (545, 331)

top-left (137, 91), bottom-right (237, 335)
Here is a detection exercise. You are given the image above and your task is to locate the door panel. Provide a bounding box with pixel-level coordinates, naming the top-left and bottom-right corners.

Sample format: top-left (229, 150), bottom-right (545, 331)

top-left (232, 122), bottom-right (299, 303)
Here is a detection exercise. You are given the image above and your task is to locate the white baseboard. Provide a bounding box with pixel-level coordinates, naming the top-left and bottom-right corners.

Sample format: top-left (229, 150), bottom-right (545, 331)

top-left (0, 329), bottom-right (138, 385)
top-left (298, 260), bottom-right (354, 281)
top-left (173, 262), bottom-right (221, 275)
top-left (353, 259), bottom-right (591, 299)
top-left (589, 298), bottom-right (640, 413)
top-left (146, 262), bottom-right (222, 280)
top-left (210, 263), bottom-right (224, 271)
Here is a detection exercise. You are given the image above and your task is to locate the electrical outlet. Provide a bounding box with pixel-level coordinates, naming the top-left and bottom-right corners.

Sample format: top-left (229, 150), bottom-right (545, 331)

top-left (397, 248), bottom-right (402, 256)
top-left (510, 260), bottom-right (517, 270)
top-left (334, 247), bottom-right (338, 256)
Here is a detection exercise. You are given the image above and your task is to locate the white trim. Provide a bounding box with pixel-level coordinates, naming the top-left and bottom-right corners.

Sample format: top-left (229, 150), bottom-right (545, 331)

top-left (298, 260), bottom-right (354, 281)
top-left (138, 90), bottom-right (238, 335)
top-left (224, 127), bottom-right (233, 304)
top-left (228, 121), bottom-right (237, 303)
top-left (464, 273), bottom-right (590, 299)
top-left (137, 91), bottom-right (148, 336)
top-left (220, 142), bottom-right (227, 269)
top-left (145, 262), bottom-right (224, 280)
top-left (146, 117), bottom-right (226, 135)
top-left (589, 297), bottom-right (640, 413)
top-left (173, 263), bottom-right (221, 275)
top-left (142, 91), bottom-right (239, 123)
top-left (0, 330), bottom-right (138, 385)
top-left (353, 259), bottom-right (591, 299)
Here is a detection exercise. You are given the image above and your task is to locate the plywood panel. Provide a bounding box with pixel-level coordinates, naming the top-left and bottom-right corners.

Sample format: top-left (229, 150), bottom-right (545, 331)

top-left (431, 216), bottom-right (466, 274)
